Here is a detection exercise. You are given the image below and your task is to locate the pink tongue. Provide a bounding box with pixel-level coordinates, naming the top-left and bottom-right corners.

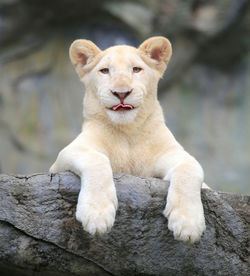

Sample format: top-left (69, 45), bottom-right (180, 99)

top-left (112, 103), bottom-right (133, 111)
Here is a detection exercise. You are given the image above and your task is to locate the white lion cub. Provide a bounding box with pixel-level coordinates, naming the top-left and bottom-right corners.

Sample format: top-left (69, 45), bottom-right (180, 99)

top-left (50, 36), bottom-right (206, 243)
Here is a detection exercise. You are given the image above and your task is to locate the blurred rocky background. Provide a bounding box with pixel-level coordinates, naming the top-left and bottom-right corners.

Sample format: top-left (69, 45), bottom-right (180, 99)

top-left (0, 0), bottom-right (249, 194)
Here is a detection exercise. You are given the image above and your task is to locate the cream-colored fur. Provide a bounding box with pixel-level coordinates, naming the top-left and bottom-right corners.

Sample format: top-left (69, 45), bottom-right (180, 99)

top-left (50, 36), bottom-right (206, 243)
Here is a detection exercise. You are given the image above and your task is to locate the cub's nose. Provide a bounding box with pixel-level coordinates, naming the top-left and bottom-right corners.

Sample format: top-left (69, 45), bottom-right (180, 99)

top-left (111, 90), bottom-right (132, 102)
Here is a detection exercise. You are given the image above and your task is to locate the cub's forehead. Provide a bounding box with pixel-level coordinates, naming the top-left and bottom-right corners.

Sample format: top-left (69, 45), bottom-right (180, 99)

top-left (98, 45), bottom-right (143, 66)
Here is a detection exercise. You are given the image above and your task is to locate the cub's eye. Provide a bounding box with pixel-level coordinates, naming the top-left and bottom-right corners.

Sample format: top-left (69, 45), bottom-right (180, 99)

top-left (133, 67), bottom-right (142, 73)
top-left (100, 68), bottom-right (109, 74)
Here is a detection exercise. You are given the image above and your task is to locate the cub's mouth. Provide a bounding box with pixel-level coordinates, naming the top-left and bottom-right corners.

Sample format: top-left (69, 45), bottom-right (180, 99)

top-left (111, 103), bottom-right (134, 112)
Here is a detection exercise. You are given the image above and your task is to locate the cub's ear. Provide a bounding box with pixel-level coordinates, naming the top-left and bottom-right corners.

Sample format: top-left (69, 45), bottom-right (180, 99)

top-left (69, 39), bottom-right (101, 78)
top-left (138, 36), bottom-right (172, 75)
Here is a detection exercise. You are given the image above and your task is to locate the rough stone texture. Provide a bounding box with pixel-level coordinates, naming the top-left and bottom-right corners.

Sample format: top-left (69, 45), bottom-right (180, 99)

top-left (0, 172), bottom-right (249, 275)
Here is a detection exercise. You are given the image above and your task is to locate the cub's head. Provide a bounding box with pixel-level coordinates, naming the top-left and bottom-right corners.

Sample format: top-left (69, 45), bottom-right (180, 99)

top-left (69, 36), bottom-right (172, 124)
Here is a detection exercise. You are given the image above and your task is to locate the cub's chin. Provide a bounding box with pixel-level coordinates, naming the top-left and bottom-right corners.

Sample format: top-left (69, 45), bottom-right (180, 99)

top-left (106, 108), bottom-right (138, 124)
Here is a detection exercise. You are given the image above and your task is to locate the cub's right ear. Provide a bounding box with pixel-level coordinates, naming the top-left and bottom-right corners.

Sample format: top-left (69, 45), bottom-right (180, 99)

top-left (69, 39), bottom-right (101, 78)
top-left (138, 36), bottom-right (172, 76)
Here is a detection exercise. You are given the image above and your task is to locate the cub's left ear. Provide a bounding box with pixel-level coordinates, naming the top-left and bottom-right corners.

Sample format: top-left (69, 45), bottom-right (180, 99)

top-left (69, 39), bottom-right (101, 78)
top-left (138, 36), bottom-right (172, 75)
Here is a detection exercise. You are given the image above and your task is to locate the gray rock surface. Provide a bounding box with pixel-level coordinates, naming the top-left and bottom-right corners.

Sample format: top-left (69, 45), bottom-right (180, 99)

top-left (0, 172), bottom-right (249, 275)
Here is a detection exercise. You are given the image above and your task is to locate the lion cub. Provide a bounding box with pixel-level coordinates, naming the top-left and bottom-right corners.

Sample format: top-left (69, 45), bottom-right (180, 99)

top-left (50, 36), bottom-right (206, 243)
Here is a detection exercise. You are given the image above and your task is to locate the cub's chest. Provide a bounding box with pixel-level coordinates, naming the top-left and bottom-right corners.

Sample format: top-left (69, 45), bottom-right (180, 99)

top-left (106, 135), bottom-right (160, 177)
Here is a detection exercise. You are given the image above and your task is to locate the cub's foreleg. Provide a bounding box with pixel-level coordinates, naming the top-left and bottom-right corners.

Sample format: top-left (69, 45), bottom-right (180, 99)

top-left (155, 148), bottom-right (206, 243)
top-left (49, 138), bottom-right (118, 235)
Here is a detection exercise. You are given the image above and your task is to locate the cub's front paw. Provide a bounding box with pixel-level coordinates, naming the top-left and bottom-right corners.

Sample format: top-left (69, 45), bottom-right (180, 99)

top-left (163, 200), bottom-right (205, 243)
top-left (76, 191), bottom-right (118, 235)
top-left (49, 163), bottom-right (58, 173)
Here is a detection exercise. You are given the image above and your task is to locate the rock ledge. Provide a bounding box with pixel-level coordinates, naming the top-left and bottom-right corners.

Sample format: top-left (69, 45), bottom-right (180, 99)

top-left (0, 172), bottom-right (249, 276)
